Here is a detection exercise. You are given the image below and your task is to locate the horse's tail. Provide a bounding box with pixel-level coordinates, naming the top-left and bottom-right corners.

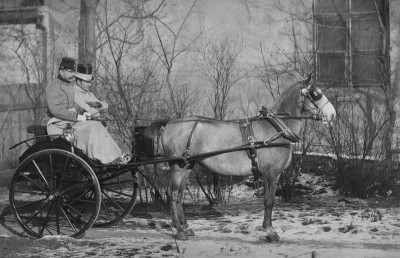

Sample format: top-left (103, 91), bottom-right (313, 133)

top-left (143, 119), bottom-right (169, 139)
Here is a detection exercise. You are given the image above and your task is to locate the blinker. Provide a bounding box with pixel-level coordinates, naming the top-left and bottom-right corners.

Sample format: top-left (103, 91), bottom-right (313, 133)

top-left (308, 87), bottom-right (323, 101)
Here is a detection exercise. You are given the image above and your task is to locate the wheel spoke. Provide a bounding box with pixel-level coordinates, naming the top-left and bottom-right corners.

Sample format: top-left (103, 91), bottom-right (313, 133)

top-left (18, 172), bottom-right (49, 193)
top-left (57, 202), bottom-right (77, 234)
top-left (62, 182), bottom-right (94, 196)
top-left (56, 204), bottom-right (60, 235)
top-left (38, 202), bottom-right (54, 238)
top-left (13, 189), bottom-right (47, 195)
top-left (48, 154), bottom-right (58, 190)
top-left (32, 160), bottom-right (52, 191)
top-left (100, 198), bottom-right (112, 221)
top-left (101, 190), bottom-right (124, 212)
top-left (63, 203), bottom-right (93, 223)
top-left (65, 188), bottom-right (97, 206)
top-left (101, 187), bottom-right (133, 198)
top-left (57, 157), bottom-right (70, 189)
top-left (24, 201), bottom-right (50, 225)
top-left (15, 198), bottom-right (47, 210)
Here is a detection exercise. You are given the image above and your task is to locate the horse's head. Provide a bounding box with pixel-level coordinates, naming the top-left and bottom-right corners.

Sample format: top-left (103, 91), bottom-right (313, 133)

top-left (300, 76), bottom-right (336, 124)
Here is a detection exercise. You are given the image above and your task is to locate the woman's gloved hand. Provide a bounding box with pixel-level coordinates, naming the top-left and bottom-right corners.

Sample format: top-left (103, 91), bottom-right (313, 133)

top-left (87, 101), bottom-right (102, 108)
top-left (77, 114), bottom-right (87, 122)
top-left (77, 112), bottom-right (91, 122)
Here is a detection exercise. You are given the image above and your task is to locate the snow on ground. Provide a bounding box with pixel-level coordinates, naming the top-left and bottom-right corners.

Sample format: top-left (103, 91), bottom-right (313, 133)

top-left (1, 174), bottom-right (400, 258)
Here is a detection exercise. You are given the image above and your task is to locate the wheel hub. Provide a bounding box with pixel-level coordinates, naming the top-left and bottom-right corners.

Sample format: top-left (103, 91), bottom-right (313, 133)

top-left (48, 192), bottom-right (60, 201)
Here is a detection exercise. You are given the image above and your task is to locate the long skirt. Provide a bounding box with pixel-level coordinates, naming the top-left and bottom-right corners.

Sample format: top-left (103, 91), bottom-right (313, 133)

top-left (47, 118), bottom-right (122, 164)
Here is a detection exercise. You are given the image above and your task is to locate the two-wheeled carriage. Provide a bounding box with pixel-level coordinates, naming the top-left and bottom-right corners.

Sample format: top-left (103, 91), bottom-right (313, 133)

top-left (7, 116), bottom-right (294, 239)
top-left (7, 76), bottom-right (336, 241)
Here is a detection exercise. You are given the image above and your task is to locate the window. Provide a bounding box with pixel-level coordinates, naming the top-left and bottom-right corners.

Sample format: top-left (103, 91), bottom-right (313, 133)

top-left (314, 0), bottom-right (388, 87)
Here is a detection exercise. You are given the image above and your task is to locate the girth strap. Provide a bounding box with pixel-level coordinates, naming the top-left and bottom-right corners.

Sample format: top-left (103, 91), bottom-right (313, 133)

top-left (239, 120), bottom-right (262, 180)
top-left (181, 120), bottom-right (200, 168)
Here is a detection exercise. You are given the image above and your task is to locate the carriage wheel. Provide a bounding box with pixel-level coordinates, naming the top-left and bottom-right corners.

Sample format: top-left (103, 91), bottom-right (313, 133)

top-left (94, 168), bottom-right (138, 227)
top-left (9, 149), bottom-right (101, 239)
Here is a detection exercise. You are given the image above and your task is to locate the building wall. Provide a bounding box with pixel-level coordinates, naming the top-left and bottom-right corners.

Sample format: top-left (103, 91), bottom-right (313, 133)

top-left (0, 0), bottom-right (398, 169)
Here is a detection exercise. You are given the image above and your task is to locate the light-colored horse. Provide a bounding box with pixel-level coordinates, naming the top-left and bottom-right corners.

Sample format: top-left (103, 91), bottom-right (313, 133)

top-left (146, 78), bottom-right (336, 241)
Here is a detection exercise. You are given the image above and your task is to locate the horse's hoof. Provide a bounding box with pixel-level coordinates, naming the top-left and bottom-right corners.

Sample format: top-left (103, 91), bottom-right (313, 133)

top-left (185, 228), bottom-right (195, 236)
top-left (175, 231), bottom-right (188, 240)
top-left (260, 233), bottom-right (280, 242)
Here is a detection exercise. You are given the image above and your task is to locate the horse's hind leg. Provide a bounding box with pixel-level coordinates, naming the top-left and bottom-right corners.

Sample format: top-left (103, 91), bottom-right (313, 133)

top-left (261, 173), bottom-right (281, 242)
top-left (169, 164), bottom-right (192, 240)
top-left (176, 168), bottom-right (195, 236)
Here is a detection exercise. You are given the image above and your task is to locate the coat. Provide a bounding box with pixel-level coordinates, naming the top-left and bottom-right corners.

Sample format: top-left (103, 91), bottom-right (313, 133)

top-left (46, 75), bottom-right (84, 122)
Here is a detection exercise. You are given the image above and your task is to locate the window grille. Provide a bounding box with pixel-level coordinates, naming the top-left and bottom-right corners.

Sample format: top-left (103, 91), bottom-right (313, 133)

top-left (314, 0), bottom-right (388, 88)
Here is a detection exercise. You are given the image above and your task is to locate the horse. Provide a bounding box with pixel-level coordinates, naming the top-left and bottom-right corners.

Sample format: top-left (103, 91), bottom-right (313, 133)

top-left (144, 77), bottom-right (336, 241)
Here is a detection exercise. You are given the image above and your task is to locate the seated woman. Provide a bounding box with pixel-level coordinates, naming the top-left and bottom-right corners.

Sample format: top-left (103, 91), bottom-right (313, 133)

top-left (74, 63), bottom-right (108, 117)
top-left (46, 57), bottom-right (131, 164)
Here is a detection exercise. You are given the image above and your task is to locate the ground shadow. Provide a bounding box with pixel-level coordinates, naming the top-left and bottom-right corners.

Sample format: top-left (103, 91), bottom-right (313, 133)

top-left (0, 204), bottom-right (28, 238)
top-left (128, 201), bottom-right (225, 221)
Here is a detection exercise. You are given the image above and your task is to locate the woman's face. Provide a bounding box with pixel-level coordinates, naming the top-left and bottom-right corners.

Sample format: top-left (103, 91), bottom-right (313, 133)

top-left (77, 79), bottom-right (91, 91)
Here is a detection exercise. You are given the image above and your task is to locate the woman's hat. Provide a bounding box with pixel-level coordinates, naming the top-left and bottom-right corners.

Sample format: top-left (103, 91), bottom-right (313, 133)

top-left (59, 57), bottom-right (76, 71)
top-left (75, 63), bottom-right (94, 81)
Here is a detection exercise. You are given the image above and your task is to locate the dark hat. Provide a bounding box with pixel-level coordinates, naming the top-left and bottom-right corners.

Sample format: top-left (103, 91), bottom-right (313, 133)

top-left (59, 57), bottom-right (76, 71)
top-left (75, 63), bottom-right (94, 81)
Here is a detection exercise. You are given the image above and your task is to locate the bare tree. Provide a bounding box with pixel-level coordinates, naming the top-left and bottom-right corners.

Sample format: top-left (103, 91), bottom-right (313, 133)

top-left (197, 34), bottom-right (244, 119)
top-left (94, 0), bottom-right (164, 146)
top-left (151, 0), bottom-right (201, 118)
top-left (0, 24), bottom-right (56, 125)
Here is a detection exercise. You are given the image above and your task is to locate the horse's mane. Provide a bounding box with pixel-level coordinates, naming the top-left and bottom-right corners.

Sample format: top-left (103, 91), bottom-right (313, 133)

top-left (272, 81), bottom-right (303, 114)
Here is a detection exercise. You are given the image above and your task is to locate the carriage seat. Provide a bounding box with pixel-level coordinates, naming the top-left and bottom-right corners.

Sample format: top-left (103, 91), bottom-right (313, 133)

top-left (27, 125), bottom-right (48, 136)
top-left (27, 125), bottom-right (49, 142)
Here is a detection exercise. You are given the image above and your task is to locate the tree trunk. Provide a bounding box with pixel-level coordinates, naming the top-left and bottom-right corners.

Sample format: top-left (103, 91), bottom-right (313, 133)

top-left (78, 0), bottom-right (99, 66)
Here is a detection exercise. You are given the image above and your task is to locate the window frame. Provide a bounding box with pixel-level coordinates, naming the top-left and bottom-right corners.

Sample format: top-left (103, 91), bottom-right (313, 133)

top-left (313, 0), bottom-right (387, 88)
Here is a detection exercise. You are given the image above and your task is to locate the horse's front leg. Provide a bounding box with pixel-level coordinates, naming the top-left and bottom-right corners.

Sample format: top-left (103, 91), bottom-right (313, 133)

top-left (169, 164), bottom-right (193, 240)
top-left (261, 174), bottom-right (280, 242)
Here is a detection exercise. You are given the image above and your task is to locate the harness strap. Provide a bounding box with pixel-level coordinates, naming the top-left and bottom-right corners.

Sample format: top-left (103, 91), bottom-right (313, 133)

top-left (182, 120), bottom-right (200, 168)
top-left (259, 106), bottom-right (301, 143)
top-left (239, 120), bottom-right (262, 180)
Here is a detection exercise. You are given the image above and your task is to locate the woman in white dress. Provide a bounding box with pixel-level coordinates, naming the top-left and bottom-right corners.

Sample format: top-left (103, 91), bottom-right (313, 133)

top-left (46, 58), bottom-right (131, 164)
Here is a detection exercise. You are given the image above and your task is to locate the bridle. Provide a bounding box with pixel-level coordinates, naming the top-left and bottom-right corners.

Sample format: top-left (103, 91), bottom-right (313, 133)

top-left (297, 82), bottom-right (324, 120)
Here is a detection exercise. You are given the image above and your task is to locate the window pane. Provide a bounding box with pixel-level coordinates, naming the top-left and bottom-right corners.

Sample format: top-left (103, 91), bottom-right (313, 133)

top-left (316, 17), bottom-right (347, 51)
top-left (315, 0), bottom-right (346, 14)
top-left (351, 0), bottom-right (381, 13)
top-left (317, 53), bottom-right (346, 83)
top-left (352, 51), bottom-right (381, 85)
top-left (351, 15), bottom-right (381, 51)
